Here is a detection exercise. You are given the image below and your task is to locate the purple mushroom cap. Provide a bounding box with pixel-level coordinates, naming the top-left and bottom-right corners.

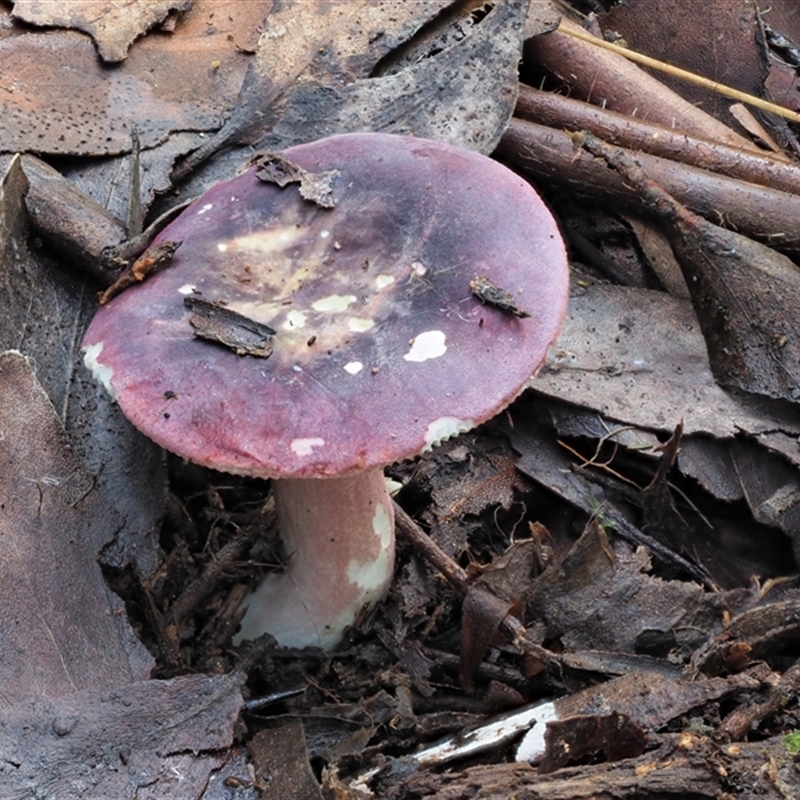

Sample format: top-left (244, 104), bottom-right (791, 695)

top-left (83, 133), bottom-right (568, 479)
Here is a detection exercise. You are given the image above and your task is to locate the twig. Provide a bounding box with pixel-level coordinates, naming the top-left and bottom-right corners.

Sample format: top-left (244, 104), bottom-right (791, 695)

top-left (393, 503), bottom-right (561, 669)
top-left (558, 22), bottom-right (800, 125)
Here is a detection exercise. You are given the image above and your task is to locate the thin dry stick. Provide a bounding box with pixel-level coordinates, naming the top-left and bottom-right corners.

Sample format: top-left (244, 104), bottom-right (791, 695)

top-left (559, 22), bottom-right (800, 125)
top-left (393, 503), bottom-right (561, 669)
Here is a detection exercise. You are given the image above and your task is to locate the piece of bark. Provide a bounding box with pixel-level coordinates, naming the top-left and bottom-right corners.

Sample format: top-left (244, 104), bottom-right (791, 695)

top-left (498, 118), bottom-right (800, 256)
top-left (249, 721), bottom-right (324, 800)
top-left (0, 154), bottom-right (128, 285)
top-left (515, 85), bottom-right (799, 194)
top-left (525, 17), bottom-right (758, 152)
top-left (388, 733), bottom-right (794, 799)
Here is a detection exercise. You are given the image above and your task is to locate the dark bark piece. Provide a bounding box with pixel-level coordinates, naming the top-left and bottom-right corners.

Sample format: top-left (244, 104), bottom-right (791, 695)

top-left (0, 155), bottom-right (166, 576)
top-left (540, 712), bottom-right (646, 773)
top-left (248, 721), bottom-right (324, 800)
top-left (0, 350), bottom-right (154, 699)
top-left (470, 275), bottom-right (531, 317)
top-left (184, 296), bottom-right (276, 358)
top-left (389, 733), bottom-right (796, 798)
top-left (0, 672), bottom-right (243, 799)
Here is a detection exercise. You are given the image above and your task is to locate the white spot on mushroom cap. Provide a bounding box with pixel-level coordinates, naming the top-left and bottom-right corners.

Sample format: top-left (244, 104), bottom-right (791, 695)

top-left (291, 437), bottom-right (325, 456)
top-left (404, 330), bottom-right (446, 362)
top-left (233, 227), bottom-right (302, 253)
top-left (312, 294), bottom-right (357, 312)
top-left (348, 318), bottom-right (374, 333)
top-left (197, 203), bottom-right (214, 215)
top-left (375, 274), bottom-right (394, 289)
top-left (217, 243), bottom-right (228, 252)
top-left (344, 362), bottom-right (363, 375)
top-left (320, 230), bottom-right (330, 239)
top-left (83, 342), bottom-right (117, 401)
top-left (424, 416), bottom-right (474, 450)
top-left (347, 503), bottom-right (393, 592)
top-left (284, 310), bottom-right (307, 330)
top-left (178, 284), bottom-right (197, 295)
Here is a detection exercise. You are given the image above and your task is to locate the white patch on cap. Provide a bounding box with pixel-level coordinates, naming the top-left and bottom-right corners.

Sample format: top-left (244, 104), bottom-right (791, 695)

top-left (197, 203), bottom-right (214, 215)
top-left (348, 317), bottom-right (374, 333)
top-left (424, 416), bottom-right (474, 450)
top-left (344, 361), bottom-right (363, 375)
top-left (320, 230), bottom-right (330, 239)
top-left (284, 310), bottom-right (307, 329)
top-left (375, 274), bottom-right (395, 289)
top-left (514, 701), bottom-right (560, 763)
top-left (178, 284), bottom-right (197, 295)
top-left (217, 243), bottom-right (228, 252)
top-left (411, 261), bottom-right (427, 276)
top-left (290, 437), bottom-right (325, 456)
top-left (83, 342), bottom-right (117, 401)
top-left (312, 294), bottom-right (356, 312)
top-left (404, 330), bottom-right (446, 362)
top-left (233, 227), bottom-right (302, 253)
top-left (348, 503), bottom-right (393, 591)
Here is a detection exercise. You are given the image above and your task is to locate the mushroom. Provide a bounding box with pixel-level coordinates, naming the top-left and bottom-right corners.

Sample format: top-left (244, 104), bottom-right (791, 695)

top-left (82, 133), bottom-right (569, 650)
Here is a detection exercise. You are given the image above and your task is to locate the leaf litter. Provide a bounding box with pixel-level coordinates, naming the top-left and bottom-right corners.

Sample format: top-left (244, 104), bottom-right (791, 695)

top-left (3, 0), bottom-right (800, 796)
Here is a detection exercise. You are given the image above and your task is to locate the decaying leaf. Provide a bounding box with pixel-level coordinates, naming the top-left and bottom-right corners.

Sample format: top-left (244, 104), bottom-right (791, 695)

top-left (11, 0), bottom-right (193, 62)
top-left (579, 132), bottom-right (800, 404)
top-left (535, 283), bottom-right (800, 450)
top-left (0, 350), bottom-right (154, 698)
top-left (0, 671), bottom-right (244, 798)
top-left (0, 155), bottom-right (166, 575)
top-left (0, 3), bottom-right (255, 156)
top-left (175, 0), bottom-right (528, 179)
top-left (523, 522), bottom-right (747, 656)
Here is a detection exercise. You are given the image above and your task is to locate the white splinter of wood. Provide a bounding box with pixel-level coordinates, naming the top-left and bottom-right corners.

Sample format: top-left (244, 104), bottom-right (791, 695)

top-left (235, 469), bottom-right (395, 650)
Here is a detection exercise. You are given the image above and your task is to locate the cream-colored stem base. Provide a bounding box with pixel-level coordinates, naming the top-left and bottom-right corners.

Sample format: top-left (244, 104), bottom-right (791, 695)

top-left (234, 470), bottom-right (395, 650)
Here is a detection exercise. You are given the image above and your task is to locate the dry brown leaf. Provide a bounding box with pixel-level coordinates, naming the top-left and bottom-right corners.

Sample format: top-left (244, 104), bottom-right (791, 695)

top-left (0, 350), bottom-right (154, 699)
top-left (600, 0), bottom-right (764, 127)
top-left (175, 0), bottom-right (529, 179)
top-left (534, 284), bottom-right (800, 450)
top-left (12, 0), bottom-right (193, 62)
top-left (0, 155), bottom-right (166, 576)
top-left (0, 1), bottom-right (256, 156)
top-left (524, 523), bottom-right (741, 656)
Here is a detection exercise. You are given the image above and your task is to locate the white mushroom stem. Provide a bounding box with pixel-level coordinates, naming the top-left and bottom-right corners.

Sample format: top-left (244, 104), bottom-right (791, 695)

top-left (234, 469), bottom-right (395, 650)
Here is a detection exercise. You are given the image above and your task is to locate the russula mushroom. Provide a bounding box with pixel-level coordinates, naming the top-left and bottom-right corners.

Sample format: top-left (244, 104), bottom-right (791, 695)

top-left (82, 133), bottom-right (569, 651)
